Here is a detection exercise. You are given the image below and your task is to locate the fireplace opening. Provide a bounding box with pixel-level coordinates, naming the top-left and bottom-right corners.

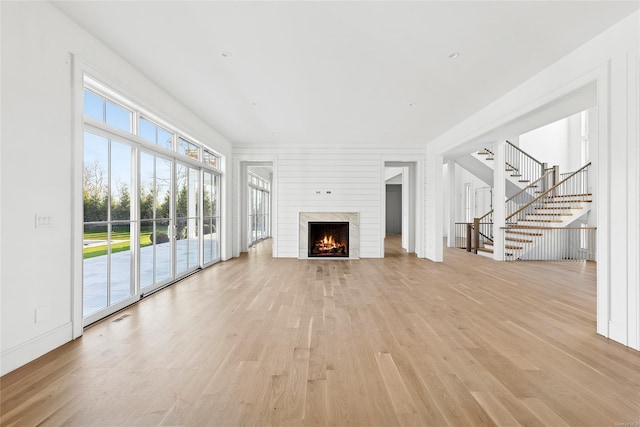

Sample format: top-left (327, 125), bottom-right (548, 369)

top-left (308, 222), bottom-right (349, 258)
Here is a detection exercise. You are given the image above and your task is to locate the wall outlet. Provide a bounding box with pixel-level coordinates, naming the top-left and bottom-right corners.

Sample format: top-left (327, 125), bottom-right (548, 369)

top-left (35, 214), bottom-right (53, 228)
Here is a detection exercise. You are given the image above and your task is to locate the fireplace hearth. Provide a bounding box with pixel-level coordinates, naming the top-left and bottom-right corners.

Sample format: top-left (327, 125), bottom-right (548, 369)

top-left (308, 222), bottom-right (349, 257)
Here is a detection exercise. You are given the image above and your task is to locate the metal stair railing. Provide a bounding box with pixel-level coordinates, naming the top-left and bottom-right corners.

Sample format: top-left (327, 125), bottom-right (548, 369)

top-left (506, 162), bottom-right (591, 225)
top-left (504, 140), bottom-right (545, 185)
top-left (467, 171), bottom-right (552, 252)
top-left (506, 168), bottom-right (557, 222)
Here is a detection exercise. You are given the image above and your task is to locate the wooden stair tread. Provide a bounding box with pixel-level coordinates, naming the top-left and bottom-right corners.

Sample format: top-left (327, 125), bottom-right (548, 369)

top-left (519, 219), bottom-right (563, 223)
top-left (505, 231), bottom-right (543, 236)
top-left (544, 193), bottom-right (592, 198)
top-left (477, 247), bottom-right (493, 253)
top-left (536, 206), bottom-right (582, 210)
top-left (506, 237), bottom-right (533, 243)
top-left (542, 200), bottom-right (592, 203)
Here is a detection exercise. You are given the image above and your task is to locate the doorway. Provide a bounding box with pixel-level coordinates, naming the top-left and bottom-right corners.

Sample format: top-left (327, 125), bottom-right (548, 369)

top-left (475, 186), bottom-right (492, 217)
top-left (385, 184), bottom-right (402, 234)
top-left (383, 162), bottom-right (417, 256)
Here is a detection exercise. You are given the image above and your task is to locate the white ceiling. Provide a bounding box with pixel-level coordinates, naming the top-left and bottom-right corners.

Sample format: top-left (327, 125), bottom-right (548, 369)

top-left (53, 1), bottom-right (638, 148)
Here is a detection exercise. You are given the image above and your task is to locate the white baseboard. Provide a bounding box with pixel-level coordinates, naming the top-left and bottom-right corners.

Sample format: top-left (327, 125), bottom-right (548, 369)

top-left (1, 322), bottom-right (73, 376)
top-left (608, 320), bottom-right (627, 347)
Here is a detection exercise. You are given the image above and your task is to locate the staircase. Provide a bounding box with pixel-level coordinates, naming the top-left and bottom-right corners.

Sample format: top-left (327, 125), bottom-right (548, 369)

top-left (456, 141), bottom-right (546, 198)
top-left (456, 143), bottom-right (595, 261)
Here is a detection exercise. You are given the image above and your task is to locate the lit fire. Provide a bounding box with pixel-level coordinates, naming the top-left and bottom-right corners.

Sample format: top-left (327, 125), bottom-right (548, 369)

top-left (313, 234), bottom-right (346, 255)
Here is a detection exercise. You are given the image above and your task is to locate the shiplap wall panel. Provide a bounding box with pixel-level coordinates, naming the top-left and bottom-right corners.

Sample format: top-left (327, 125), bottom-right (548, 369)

top-left (235, 145), bottom-right (425, 258)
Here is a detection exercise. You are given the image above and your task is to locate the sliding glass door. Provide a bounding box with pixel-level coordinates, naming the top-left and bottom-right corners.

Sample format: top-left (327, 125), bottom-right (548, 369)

top-left (83, 131), bottom-right (137, 319)
top-left (82, 79), bottom-right (222, 325)
top-left (138, 155), bottom-right (202, 295)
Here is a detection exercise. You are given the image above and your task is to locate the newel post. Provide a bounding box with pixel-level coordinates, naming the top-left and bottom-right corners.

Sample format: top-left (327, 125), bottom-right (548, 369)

top-left (473, 217), bottom-right (480, 254)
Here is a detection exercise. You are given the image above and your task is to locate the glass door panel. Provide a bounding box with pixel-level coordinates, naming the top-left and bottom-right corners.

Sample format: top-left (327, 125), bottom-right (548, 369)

top-left (83, 223), bottom-right (108, 316)
top-left (203, 171), bottom-right (220, 264)
top-left (109, 140), bottom-right (134, 304)
top-left (175, 163), bottom-right (200, 276)
top-left (82, 131), bottom-right (136, 319)
top-left (110, 222), bottom-right (133, 305)
top-left (140, 151), bottom-right (174, 291)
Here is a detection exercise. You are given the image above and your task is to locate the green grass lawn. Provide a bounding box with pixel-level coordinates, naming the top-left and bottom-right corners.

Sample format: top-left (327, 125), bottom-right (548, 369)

top-left (83, 226), bottom-right (154, 259)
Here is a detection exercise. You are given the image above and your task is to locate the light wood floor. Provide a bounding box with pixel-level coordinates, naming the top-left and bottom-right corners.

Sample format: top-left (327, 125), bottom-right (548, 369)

top-left (2, 235), bottom-right (639, 426)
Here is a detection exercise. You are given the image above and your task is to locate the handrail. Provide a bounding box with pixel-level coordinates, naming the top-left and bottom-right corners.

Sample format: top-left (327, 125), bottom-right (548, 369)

top-left (477, 209), bottom-right (493, 222)
top-left (506, 162), bottom-right (591, 222)
top-left (505, 140), bottom-right (544, 168)
top-left (505, 169), bottom-right (554, 205)
top-left (501, 226), bottom-right (596, 230)
top-left (504, 141), bottom-right (545, 185)
top-left (473, 168), bottom-right (553, 225)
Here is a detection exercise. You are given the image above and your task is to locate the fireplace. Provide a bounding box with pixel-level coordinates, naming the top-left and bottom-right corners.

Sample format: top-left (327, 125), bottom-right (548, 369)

top-left (308, 222), bottom-right (349, 257)
top-left (299, 212), bottom-right (359, 259)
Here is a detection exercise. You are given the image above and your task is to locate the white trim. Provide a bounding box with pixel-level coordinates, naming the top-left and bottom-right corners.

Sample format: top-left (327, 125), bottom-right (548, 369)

top-left (1, 323), bottom-right (72, 376)
top-left (380, 160), bottom-right (386, 258)
top-left (382, 158), bottom-right (424, 258)
top-left (71, 55), bottom-right (85, 340)
top-left (608, 320), bottom-right (627, 345)
top-left (594, 65), bottom-right (610, 338)
top-left (233, 156), bottom-right (278, 257)
top-left (627, 47), bottom-right (640, 350)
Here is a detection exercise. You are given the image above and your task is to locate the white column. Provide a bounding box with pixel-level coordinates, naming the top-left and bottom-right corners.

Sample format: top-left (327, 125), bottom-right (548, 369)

top-left (425, 151), bottom-right (444, 261)
top-left (493, 142), bottom-right (506, 261)
top-left (447, 160), bottom-right (456, 247)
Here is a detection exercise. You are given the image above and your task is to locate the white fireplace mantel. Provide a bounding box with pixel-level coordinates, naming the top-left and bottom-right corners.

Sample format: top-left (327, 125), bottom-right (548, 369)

top-left (299, 212), bottom-right (360, 259)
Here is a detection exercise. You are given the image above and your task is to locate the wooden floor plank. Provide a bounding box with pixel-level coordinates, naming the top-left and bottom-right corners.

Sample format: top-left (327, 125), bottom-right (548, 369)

top-left (1, 236), bottom-right (639, 426)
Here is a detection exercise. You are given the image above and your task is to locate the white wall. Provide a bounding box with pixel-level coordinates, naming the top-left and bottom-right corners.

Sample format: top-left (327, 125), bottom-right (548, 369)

top-left (520, 116), bottom-right (570, 170)
top-left (233, 146), bottom-right (425, 259)
top-left (426, 12), bottom-right (640, 350)
top-left (519, 111), bottom-right (585, 173)
top-left (0, 1), bottom-right (233, 375)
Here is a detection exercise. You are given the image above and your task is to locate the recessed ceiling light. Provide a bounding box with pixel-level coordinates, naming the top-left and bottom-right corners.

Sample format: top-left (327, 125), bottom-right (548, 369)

top-left (221, 51), bottom-right (232, 59)
top-left (251, 102), bottom-right (258, 106)
top-left (408, 103), bottom-right (416, 107)
top-left (448, 52), bottom-right (460, 59)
